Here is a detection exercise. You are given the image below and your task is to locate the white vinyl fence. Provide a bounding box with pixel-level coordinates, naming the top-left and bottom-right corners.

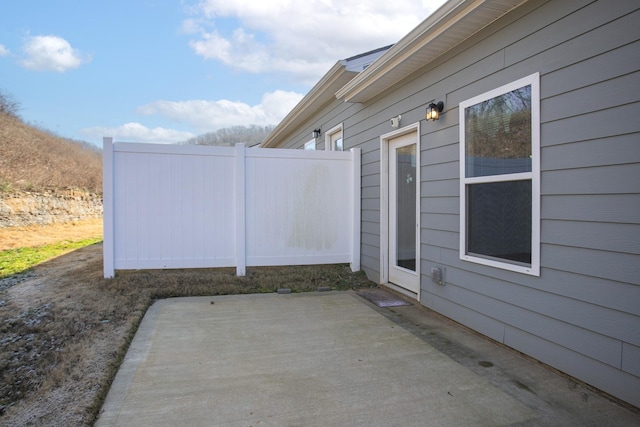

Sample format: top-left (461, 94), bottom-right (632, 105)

top-left (102, 138), bottom-right (361, 278)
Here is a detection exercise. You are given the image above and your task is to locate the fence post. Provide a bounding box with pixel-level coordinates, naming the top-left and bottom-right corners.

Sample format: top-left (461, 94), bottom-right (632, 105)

top-left (350, 148), bottom-right (361, 272)
top-left (235, 143), bottom-right (247, 276)
top-left (102, 137), bottom-right (115, 278)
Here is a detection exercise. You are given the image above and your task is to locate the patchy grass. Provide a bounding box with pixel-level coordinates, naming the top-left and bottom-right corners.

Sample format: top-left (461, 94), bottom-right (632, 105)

top-left (0, 237), bottom-right (102, 279)
top-left (0, 218), bottom-right (103, 252)
top-left (0, 243), bottom-right (376, 426)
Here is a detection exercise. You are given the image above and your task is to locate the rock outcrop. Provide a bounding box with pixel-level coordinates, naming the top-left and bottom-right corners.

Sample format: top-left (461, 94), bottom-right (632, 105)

top-left (0, 190), bottom-right (102, 227)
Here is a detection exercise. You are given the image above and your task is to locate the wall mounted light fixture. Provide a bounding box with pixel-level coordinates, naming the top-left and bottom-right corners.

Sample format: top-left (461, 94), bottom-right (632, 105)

top-left (312, 128), bottom-right (321, 138)
top-left (426, 101), bottom-right (444, 121)
top-left (390, 115), bottom-right (401, 128)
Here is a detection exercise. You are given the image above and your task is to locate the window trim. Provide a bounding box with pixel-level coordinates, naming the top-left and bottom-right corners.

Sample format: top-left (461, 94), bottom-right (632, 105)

top-left (325, 123), bottom-right (344, 151)
top-left (304, 139), bottom-right (316, 150)
top-left (459, 73), bottom-right (540, 276)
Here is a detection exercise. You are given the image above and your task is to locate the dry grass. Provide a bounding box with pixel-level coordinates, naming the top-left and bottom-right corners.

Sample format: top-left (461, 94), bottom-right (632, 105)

top-left (0, 113), bottom-right (102, 193)
top-left (0, 219), bottom-right (103, 252)
top-left (0, 243), bottom-right (376, 426)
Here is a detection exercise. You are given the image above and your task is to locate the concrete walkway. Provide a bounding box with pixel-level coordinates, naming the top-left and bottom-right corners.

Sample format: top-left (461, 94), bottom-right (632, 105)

top-left (96, 291), bottom-right (639, 426)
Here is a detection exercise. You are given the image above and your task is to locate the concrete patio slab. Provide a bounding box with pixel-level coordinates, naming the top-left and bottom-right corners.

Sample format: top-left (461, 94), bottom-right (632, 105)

top-left (96, 291), bottom-right (640, 427)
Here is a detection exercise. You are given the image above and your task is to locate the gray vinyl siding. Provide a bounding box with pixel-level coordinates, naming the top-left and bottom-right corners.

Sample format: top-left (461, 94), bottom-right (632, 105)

top-left (360, 140), bottom-right (381, 282)
top-left (397, 0), bottom-right (638, 405)
top-left (271, 0), bottom-right (640, 406)
top-left (414, 0), bottom-right (640, 406)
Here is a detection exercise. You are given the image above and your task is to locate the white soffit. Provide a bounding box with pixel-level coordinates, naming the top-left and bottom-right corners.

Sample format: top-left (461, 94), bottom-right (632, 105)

top-left (335, 0), bottom-right (528, 103)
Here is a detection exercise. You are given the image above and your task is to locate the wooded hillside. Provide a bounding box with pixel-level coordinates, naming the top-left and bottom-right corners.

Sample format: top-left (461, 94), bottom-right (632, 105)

top-left (0, 111), bottom-right (102, 194)
top-left (184, 125), bottom-right (274, 147)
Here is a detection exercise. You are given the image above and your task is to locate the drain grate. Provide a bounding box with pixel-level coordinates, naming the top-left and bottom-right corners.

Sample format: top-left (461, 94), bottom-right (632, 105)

top-left (357, 289), bottom-right (412, 308)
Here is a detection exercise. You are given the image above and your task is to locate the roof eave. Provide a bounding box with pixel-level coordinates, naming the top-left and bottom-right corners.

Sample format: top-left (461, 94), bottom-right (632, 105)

top-left (260, 61), bottom-right (357, 148)
top-left (335, 0), bottom-right (529, 103)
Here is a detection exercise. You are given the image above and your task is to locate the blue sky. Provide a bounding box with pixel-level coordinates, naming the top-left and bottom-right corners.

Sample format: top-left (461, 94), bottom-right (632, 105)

top-left (0, 0), bottom-right (446, 146)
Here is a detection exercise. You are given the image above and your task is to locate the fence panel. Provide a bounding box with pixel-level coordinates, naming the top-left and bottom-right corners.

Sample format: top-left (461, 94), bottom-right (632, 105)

top-left (245, 148), bottom-right (353, 267)
top-left (103, 138), bottom-right (360, 278)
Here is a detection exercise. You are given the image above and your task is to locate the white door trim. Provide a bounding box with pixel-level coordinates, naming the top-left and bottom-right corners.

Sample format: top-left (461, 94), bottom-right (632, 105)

top-left (380, 122), bottom-right (420, 301)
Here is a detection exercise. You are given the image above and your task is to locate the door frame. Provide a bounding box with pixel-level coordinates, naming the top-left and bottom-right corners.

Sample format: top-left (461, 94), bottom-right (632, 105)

top-left (380, 122), bottom-right (421, 301)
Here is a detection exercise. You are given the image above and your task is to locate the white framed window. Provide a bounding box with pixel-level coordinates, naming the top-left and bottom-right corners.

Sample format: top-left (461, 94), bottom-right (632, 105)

top-left (304, 139), bottom-right (316, 150)
top-left (325, 124), bottom-right (343, 151)
top-left (459, 73), bottom-right (540, 276)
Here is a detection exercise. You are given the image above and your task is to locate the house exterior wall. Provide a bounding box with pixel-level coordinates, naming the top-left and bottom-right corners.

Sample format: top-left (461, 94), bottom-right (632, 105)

top-left (415, 0), bottom-right (640, 406)
top-left (272, 0), bottom-right (640, 406)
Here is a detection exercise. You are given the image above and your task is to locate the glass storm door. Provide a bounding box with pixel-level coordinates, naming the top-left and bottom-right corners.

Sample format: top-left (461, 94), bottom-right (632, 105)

top-left (388, 133), bottom-right (419, 294)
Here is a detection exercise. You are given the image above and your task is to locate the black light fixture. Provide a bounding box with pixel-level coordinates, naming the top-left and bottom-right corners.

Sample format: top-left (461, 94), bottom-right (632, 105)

top-left (312, 128), bottom-right (321, 138)
top-left (426, 101), bottom-right (444, 121)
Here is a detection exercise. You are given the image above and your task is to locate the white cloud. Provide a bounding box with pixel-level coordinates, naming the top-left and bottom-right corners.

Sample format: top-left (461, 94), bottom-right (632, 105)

top-left (185, 0), bottom-right (447, 81)
top-left (20, 35), bottom-right (90, 72)
top-left (80, 123), bottom-right (195, 144)
top-left (180, 18), bottom-right (203, 35)
top-left (136, 90), bottom-right (303, 132)
top-left (80, 90), bottom-right (301, 145)
top-left (0, 44), bottom-right (10, 57)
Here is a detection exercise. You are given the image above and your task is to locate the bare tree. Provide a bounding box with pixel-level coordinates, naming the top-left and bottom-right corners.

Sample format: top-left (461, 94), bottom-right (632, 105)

top-left (0, 89), bottom-right (20, 118)
top-left (184, 125), bottom-right (275, 147)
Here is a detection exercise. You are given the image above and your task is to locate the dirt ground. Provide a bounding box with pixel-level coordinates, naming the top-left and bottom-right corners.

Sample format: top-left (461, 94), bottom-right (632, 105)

top-left (0, 222), bottom-right (375, 426)
top-left (0, 218), bottom-right (103, 251)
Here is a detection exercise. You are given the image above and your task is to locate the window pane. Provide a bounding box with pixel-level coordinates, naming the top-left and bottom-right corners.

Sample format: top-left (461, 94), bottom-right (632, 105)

top-left (330, 131), bottom-right (343, 151)
top-left (465, 85), bottom-right (532, 177)
top-left (467, 180), bottom-right (532, 264)
top-left (396, 144), bottom-right (416, 271)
